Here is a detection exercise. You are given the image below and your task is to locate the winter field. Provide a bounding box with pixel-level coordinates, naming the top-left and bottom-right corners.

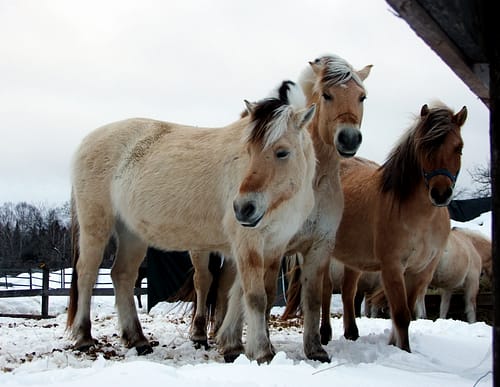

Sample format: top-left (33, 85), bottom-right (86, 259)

top-left (0, 213), bottom-right (493, 386)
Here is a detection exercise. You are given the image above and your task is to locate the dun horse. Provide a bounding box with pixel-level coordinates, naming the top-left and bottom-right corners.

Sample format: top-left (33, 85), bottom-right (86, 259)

top-left (420, 227), bottom-right (492, 322)
top-left (214, 54), bottom-right (372, 362)
top-left (67, 91), bottom-right (317, 363)
top-left (285, 102), bottom-right (467, 352)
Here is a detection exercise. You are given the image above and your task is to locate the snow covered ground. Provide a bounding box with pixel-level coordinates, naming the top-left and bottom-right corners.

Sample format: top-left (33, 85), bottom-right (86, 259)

top-left (0, 212), bottom-right (493, 386)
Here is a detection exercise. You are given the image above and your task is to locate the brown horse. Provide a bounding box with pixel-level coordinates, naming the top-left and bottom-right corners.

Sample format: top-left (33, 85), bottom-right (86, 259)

top-left (420, 227), bottom-right (492, 322)
top-left (285, 102), bottom-right (467, 352)
top-left (214, 54), bottom-right (372, 362)
top-left (67, 91), bottom-right (317, 363)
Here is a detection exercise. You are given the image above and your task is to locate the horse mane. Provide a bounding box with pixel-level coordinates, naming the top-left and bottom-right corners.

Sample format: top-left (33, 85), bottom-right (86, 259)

top-left (379, 103), bottom-right (456, 202)
top-left (243, 97), bottom-right (294, 150)
top-left (298, 54), bottom-right (365, 98)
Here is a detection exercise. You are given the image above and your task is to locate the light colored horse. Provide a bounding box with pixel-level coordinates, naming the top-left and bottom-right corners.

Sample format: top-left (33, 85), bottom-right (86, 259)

top-left (285, 102), bottom-right (467, 352)
top-left (215, 54), bottom-right (372, 362)
top-left (419, 227), bottom-right (492, 322)
top-left (67, 92), bottom-right (318, 363)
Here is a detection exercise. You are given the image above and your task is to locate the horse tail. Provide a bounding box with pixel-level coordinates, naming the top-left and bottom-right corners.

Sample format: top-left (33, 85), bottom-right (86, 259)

top-left (281, 254), bottom-right (303, 320)
top-left (67, 192), bottom-right (80, 329)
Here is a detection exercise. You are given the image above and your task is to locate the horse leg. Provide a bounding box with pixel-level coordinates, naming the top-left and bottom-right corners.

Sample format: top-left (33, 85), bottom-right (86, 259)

top-left (301, 246), bottom-right (330, 362)
top-left (463, 272), bottom-right (479, 323)
top-left (238, 248), bottom-right (275, 364)
top-left (72, 232), bottom-right (109, 350)
top-left (263, 257), bottom-right (282, 348)
top-left (112, 223), bottom-right (150, 355)
top-left (380, 265), bottom-right (411, 352)
top-left (216, 276), bottom-right (244, 362)
top-left (320, 263), bottom-right (333, 345)
top-left (439, 289), bottom-right (452, 319)
top-left (405, 260), bottom-right (437, 319)
top-left (212, 258), bottom-right (236, 338)
top-left (342, 267), bottom-right (362, 340)
top-left (189, 250), bottom-right (212, 348)
top-left (70, 200), bottom-right (114, 351)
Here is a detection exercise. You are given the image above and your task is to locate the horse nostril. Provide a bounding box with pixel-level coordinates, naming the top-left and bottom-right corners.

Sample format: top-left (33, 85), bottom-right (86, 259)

top-left (430, 187), bottom-right (453, 205)
top-left (241, 202), bottom-right (256, 219)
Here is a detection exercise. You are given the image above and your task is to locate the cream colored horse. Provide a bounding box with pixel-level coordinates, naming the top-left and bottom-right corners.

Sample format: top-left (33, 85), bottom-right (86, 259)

top-left (67, 93), bottom-right (317, 363)
top-left (421, 227), bottom-right (492, 322)
top-left (216, 54), bottom-right (372, 362)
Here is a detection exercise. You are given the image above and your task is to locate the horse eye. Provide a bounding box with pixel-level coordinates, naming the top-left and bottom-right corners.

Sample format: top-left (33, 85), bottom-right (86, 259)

top-left (322, 93), bottom-right (332, 101)
top-left (276, 149), bottom-right (290, 159)
top-left (360, 95), bottom-right (367, 102)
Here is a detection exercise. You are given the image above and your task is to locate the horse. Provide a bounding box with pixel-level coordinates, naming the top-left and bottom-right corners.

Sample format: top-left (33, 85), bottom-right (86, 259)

top-left (215, 54), bottom-right (372, 362)
top-left (284, 102), bottom-right (467, 352)
top-left (66, 90), bottom-right (318, 364)
top-left (418, 227), bottom-right (492, 322)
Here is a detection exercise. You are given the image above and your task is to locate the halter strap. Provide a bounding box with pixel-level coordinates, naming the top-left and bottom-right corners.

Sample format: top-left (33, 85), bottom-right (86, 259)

top-left (423, 168), bottom-right (459, 188)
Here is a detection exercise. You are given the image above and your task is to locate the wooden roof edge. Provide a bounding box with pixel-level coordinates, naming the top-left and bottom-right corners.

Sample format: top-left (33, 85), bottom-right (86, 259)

top-left (386, 0), bottom-right (490, 108)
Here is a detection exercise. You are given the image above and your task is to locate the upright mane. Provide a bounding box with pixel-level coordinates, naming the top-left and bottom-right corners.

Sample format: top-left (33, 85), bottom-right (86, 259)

top-left (380, 103), bottom-right (457, 202)
top-left (243, 98), bottom-right (294, 150)
top-left (298, 54), bottom-right (365, 99)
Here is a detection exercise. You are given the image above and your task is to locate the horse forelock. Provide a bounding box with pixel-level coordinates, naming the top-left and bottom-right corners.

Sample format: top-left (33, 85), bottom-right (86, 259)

top-left (380, 104), bottom-right (456, 202)
top-left (300, 55), bottom-right (364, 99)
top-left (244, 98), bottom-right (294, 149)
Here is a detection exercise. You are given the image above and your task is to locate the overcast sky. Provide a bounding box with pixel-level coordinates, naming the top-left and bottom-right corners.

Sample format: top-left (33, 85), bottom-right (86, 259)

top-left (0, 0), bottom-right (490, 206)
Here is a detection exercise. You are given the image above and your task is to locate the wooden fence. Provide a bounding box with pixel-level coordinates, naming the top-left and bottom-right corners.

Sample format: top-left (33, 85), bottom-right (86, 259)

top-left (0, 266), bottom-right (146, 318)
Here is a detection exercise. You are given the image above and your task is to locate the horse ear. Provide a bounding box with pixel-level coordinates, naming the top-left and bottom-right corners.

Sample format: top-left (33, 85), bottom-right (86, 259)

top-left (357, 64), bottom-right (373, 81)
top-left (453, 106), bottom-right (468, 127)
top-left (420, 104), bottom-right (429, 117)
top-left (244, 100), bottom-right (256, 115)
top-left (295, 104), bottom-right (316, 129)
top-left (309, 60), bottom-right (322, 76)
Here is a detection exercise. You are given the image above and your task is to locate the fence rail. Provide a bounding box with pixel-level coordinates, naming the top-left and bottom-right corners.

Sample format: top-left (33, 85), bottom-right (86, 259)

top-left (0, 267), bottom-right (146, 318)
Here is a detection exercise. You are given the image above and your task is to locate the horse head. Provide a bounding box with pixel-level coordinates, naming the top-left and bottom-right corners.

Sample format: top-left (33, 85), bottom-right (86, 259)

top-left (300, 54), bottom-right (372, 157)
top-left (233, 97), bottom-right (316, 228)
top-left (418, 104), bottom-right (467, 207)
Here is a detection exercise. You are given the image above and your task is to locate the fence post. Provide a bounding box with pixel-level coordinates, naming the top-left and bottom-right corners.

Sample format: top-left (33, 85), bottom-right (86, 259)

top-left (41, 264), bottom-right (49, 318)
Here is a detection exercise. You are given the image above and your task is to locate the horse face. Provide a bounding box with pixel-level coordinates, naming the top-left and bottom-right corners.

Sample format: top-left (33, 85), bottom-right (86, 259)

top-left (317, 79), bottom-right (366, 157)
top-left (422, 123), bottom-right (464, 207)
top-left (234, 106), bottom-right (316, 228)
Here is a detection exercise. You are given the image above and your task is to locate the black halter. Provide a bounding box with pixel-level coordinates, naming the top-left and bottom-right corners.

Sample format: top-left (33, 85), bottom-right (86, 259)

top-left (423, 168), bottom-right (459, 188)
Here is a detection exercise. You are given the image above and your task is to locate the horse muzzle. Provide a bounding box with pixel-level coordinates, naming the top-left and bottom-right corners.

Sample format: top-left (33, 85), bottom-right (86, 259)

top-left (335, 127), bottom-right (362, 158)
top-left (233, 194), bottom-right (266, 228)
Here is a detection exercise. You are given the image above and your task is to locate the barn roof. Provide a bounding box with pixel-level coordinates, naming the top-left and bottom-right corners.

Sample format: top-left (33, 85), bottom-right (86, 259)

top-left (386, 0), bottom-right (489, 107)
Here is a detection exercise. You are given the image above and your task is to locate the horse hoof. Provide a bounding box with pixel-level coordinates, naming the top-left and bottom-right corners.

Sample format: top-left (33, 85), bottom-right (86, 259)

top-left (223, 352), bottom-right (241, 363)
top-left (320, 325), bottom-right (332, 345)
top-left (256, 352), bottom-right (275, 365)
top-left (75, 338), bottom-right (98, 353)
top-left (307, 349), bottom-right (330, 363)
top-left (136, 344), bottom-right (153, 356)
top-left (344, 328), bottom-right (359, 341)
top-left (193, 340), bottom-right (210, 350)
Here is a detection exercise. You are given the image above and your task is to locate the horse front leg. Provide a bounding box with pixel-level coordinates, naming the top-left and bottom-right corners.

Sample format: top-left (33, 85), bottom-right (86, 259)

top-left (342, 266), bottom-right (362, 340)
top-left (263, 256), bottom-right (283, 346)
top-left (380, 264), bottom-right (411, 352)
top-left (301, 246), bottom-right (331, 362)
top-left (463, 271), bottom-right (480, 323)
top-left (216, 276), bottom-right (245, 362)
top-left (239, 249), bottom-right (275, 364)
top-left (189, 250), bottom-right (212, 348)
top-left (320, 264), bottom-right (333, 345)
top-left (211, 258), bottom-right (236, 338)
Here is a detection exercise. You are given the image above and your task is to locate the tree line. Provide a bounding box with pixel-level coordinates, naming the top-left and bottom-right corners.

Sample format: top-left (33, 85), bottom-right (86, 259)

top-left (0, 201), bottom-right (115, 273)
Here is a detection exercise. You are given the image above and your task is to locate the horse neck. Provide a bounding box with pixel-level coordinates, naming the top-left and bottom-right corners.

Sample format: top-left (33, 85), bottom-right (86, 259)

top-left (307, 101), bottom-right (342, 182)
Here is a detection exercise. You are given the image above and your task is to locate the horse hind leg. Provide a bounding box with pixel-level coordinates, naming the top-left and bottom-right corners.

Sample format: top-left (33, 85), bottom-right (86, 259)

top-left (320, 267), bottom-right (333, 345)
top-left (439, 289), bottom-right (452, 319)
top-left (463, 273), bottom-right (479, 323)
top-left (342, 267), bottom-right (362, 341)
top-left (190, 250), bottom-right (212, 349)
top-left (211, 257), bottom-right (236, 338)
top-left (112, 222), bottom-right (150, 355)
top-left (69, 201), bottom-right (114, 352)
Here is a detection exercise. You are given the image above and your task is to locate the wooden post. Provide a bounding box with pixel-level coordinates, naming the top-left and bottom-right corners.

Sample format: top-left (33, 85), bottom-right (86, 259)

top-left (41, 265), bottom-right (49, 318)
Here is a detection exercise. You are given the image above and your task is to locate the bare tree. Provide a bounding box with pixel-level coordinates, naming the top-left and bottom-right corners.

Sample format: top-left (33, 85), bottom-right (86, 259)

top-left (468, 162), bottom-right (491, 198)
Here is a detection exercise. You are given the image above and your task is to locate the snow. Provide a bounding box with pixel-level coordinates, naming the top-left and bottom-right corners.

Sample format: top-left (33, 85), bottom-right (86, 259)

top-left (0, 213), bottom-right (493, 386)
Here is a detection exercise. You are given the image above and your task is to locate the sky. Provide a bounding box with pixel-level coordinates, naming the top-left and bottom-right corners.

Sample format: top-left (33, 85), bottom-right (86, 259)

top-left (0, 212), bottom-right (493, 386)
top-left (0, 0), bottom-right (491, 206)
